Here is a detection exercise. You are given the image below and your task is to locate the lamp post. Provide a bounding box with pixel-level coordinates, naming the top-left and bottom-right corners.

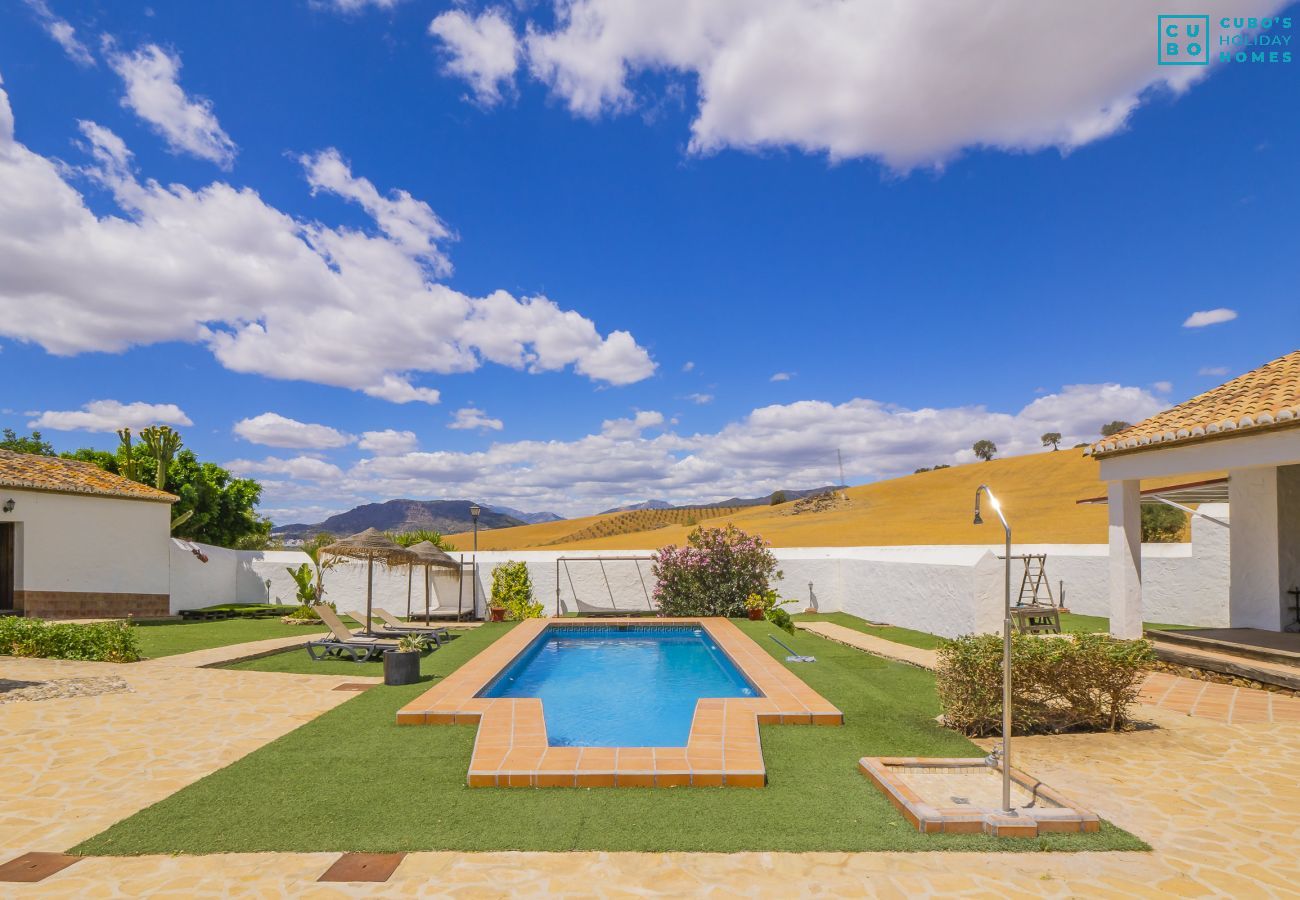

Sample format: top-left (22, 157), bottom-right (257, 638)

top-left (470, 504), bottom-right (480, 618)
top-left (973, 484), bottom-right (1014, 814)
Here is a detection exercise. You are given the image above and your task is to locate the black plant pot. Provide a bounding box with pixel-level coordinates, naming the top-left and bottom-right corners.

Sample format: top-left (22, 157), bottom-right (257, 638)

top-left (384, 650), bottom-right (421, 686)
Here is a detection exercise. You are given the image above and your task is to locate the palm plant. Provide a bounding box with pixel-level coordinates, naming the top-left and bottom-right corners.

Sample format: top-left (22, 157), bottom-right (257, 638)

top-left (386, 529), bottom-right (453, 550)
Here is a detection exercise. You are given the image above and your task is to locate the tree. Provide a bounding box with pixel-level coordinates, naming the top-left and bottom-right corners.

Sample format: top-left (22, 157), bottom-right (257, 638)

top-left (769, 490), bottom-right (787, 505)
top-left (1041, 432), bottom-right (1063, 451)
top-left (1, 429), bottom-right (55, 456)
top-left (972, 440), bottom-right (997, 462)
top-left (1100, 421), bottom-right (1132, 437)
top-left (164, 450), bottom-right (270, 547)
top-left (1142, 504), bottom-right (1187, 543)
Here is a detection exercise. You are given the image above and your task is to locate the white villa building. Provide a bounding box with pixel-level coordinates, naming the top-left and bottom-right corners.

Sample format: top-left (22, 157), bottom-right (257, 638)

top-left (1093, 350), bottom-right (1300, 638)
top-left (0, 450), bottom-right (176, 618)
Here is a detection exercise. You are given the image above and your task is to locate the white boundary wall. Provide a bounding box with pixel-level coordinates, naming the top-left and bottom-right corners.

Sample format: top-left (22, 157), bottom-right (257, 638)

top-left (167, 541), bottom-right (314, 613)
top-left (167, 504), bottom-right (1230, 636)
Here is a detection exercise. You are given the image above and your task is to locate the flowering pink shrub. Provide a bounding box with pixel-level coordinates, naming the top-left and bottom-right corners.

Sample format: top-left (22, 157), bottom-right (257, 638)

top-left (652, 525), bottom-right (783, 617)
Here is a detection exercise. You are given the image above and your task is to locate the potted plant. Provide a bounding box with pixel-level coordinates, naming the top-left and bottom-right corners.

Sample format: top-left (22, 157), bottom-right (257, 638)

top-left (744, 593), bottom-right (769, 621)
top-left (384, 633), bottom-right (428, 686)
top-left (488, 603), bottom-right (507, 622)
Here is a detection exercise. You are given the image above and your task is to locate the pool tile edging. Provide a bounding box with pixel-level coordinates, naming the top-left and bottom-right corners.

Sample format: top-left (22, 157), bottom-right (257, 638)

top-left (396, 617), bottom-right (841, 788)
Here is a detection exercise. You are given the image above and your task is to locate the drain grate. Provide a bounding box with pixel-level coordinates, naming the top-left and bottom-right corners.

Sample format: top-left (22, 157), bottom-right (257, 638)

top-left (318, 852), bottom-right (406, 883)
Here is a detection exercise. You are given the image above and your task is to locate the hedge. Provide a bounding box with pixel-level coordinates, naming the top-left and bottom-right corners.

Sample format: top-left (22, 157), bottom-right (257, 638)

top-left (936, 632), bottom-right (1154, 736)
top-left (0, 616), bottom-right (142, 663)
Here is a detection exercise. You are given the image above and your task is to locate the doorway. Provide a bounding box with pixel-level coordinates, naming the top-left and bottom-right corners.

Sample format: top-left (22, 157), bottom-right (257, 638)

top-left (0, 522), bottom-right (14, 612)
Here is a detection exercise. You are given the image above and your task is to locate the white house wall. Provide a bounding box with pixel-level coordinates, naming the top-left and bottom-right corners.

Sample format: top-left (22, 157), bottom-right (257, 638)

top-left (4, 488), bottom-right (171, 617)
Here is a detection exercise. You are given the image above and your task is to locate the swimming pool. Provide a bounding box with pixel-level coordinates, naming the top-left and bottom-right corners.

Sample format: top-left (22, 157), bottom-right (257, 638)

top-left (479, 625), bottom-right (760, 746)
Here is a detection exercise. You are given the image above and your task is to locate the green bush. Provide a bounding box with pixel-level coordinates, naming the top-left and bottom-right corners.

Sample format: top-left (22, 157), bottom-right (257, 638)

top-left (491, 561), bottom-right (543, 620)
top-left (0, 616), bottom-right (142, 663)
top-left (765, 606), bottom-right (795, 634)
top-left (936, 632), bottom-right (1154, 736)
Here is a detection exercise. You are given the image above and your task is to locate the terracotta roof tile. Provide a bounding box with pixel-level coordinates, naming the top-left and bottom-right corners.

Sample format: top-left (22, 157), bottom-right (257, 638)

top-left (0, 450), bottom-right (177, 502)
top-left (1090, 350), bottom-right (1300, 457)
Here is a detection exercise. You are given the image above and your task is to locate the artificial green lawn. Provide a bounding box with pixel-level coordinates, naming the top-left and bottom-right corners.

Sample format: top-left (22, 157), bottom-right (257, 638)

top-left (792, 611), bottom-right (944, 650)
top-left (793, 610), bottom-right (1192, 646)
top-left (1057, 613), bottom-right (1195, 634)
top-left (79, 619), bottom-right (1144, 855)
top-left (131, 614), bottom-right (364, 659)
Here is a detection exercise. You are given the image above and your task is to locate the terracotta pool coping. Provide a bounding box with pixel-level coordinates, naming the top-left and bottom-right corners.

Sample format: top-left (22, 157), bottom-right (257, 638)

top-left (396, 617), bottom-right (842, 787)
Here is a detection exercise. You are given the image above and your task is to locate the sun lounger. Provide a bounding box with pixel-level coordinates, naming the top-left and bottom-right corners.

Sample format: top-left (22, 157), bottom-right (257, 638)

top-left (306, 605), bottom-right (402, 662)
top-left (372, 608), bottom-right (449, 644)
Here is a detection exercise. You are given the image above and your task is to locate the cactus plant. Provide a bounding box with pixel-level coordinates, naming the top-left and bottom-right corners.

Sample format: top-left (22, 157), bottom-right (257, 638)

top-left (139, 425), bottom-right (183, 491)
top-left (115, 427), bottom-right (136, 482)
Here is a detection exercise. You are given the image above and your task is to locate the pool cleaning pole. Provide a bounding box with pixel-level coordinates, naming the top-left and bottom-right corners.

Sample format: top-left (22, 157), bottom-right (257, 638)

top-left (974, 484), bottom-right (1013, 814)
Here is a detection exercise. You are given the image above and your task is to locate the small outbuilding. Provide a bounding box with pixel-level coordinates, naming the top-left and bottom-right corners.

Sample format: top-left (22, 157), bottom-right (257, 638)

top-left (1090, 350), bottom-right (1300, 637)
top-left (0, 449), bottom-right (176, 618)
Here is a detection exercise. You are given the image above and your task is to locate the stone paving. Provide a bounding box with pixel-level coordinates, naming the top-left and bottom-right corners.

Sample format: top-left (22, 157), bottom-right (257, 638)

top-left (0, 647), bottom-right (378, 864)
top-left (4, 628), bottom-right (1300, 896)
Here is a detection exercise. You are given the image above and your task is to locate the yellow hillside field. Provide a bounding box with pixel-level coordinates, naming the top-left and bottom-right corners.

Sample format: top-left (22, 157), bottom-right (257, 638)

top-left (446, 451), bottom-right (1220, 551)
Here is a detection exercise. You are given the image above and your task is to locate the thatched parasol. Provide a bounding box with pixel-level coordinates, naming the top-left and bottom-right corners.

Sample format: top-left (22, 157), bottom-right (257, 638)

top-left (406, 540), bottom-right (461, 620)
top-left (318, 528), bottom-right (413, 634)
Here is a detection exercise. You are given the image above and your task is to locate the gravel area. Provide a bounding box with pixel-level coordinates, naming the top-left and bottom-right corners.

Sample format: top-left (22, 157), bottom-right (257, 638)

top-left (0, 675), bottom-right (133, 704)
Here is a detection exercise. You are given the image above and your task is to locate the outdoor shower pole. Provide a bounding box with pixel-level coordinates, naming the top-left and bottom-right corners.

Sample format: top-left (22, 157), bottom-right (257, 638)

top-left (974, 484), bottom-right (1013, 814)
top-left (470, 505), bottom-right (480, 619)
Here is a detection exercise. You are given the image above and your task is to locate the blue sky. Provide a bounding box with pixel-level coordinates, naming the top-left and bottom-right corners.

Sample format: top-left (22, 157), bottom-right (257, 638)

top-left (1, 1), bottom-right (1298, 521)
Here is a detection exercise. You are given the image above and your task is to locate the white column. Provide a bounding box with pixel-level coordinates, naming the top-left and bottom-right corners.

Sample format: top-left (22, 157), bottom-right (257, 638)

top-left (1108, 479), bottom-right (1143, 639)
top-left (1229, 467), bottom-right (1282, 630)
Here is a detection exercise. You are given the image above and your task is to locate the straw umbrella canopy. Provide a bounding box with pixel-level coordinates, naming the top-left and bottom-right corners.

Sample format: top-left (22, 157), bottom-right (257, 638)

top-left (406, 540), bottom-right (461, 621)
top-left (318, 528), bottom-right (413, 633)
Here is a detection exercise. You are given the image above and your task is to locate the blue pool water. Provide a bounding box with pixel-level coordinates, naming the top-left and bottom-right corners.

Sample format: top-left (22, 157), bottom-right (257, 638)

top-left (479, 626), bottom-right (759, 747)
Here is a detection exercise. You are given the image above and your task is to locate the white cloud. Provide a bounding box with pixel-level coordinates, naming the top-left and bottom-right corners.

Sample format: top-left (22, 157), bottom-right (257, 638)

top-left (1183, 307), bottom-right (1239, 328)
top-left (1152, 380), bottom-right (1173, 394)
top-left (598, 410), bottom-right (665, 439)
top-left (22, 0), bottom-right (94, 67)
top-left (300, 148), bottom-right (453, 274)
top-left (317, 0), bottom-right (403, 12)
top-left (685, 392), bottom-right (713, 405)
top-left (518, 0), bottom-right (1284, 169)
top-left (429, 8), bottom-right (520, 105)
top-left (449, 407), bottom-right (504, 431)
top-left (0, 80), bottom-right (655, 403)
top-left (225, 455), bottom-right (344, 481)
top-left (682, 361), bottom-right (694, 372)
top-left (233, 413), bottom-right (354, 449)
top-left (105, 43), bottom-right (237, 168)
top-left (27, 399), bottom-right (192, 432)
top-left (770, 372), bottom-right (792, 382)
top-left (358, 429), bottom-right (419, 455)
top-left (1199, 366), bottom-right (1230, 377)
top-left (246, 382), bottom-right (1162, 520)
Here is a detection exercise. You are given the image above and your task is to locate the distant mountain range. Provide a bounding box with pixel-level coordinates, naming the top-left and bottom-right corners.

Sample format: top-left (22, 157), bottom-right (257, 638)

top-left (600, 486), bottom-right (843, 515)
top-left (272, 499), bottom-right (556, 540)
top-left (273, 488), bottom-right (842, 540)
top-left (487, 505), bottom-right (565, 525)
